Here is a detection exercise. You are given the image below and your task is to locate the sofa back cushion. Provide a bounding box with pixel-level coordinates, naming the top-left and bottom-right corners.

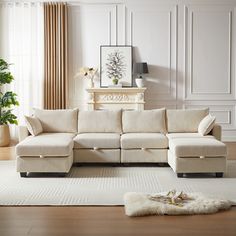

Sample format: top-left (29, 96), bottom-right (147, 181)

top-left (78, 110), bottom-right (122, 133)
top-left (34, 108), bottom-right (78, 133)
top-left (167, 108), bottom-right (209, 133)
top-left (122, 108), bottom-right (166, 133)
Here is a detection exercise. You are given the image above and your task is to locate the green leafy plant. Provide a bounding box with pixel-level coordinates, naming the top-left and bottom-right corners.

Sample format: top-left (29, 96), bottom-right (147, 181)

top-left (106, 50), bottom-right (126, 82)
top-left (0, 59), bottom-right (19, 125)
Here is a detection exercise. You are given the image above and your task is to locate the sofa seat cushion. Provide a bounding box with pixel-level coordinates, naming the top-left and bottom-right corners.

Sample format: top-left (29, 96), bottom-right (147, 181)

top-left (167, 133), bottom-right (214, 139)
top-left (16, 133), bottom-right (75, 157)
top-left (121, 133), bottom-right (168, 149)
top-left (73, 133), bottom-right (120, 149)
top-left (169, 138), bottom-right (227, 157)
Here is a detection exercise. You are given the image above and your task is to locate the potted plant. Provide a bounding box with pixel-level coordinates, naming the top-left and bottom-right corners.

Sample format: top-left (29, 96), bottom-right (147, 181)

top-left (106, 51), bottom-right (125, 86)
top-left (0, 59), bottom-right (19, 146)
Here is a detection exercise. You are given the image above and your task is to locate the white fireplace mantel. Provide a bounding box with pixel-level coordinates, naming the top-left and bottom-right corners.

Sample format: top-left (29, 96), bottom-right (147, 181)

top-left (86, 88), bottom-right (146, 110)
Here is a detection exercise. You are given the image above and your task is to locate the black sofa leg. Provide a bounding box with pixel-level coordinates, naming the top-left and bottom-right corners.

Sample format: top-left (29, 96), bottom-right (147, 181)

top-left (216, 172), bottom-right (223, 178)
top-left (177, 173), bottom-right (184, 178)
top-left (20, 172), bottom-right (27, 178)
top-left (58, 173), bottom-right (67, 177)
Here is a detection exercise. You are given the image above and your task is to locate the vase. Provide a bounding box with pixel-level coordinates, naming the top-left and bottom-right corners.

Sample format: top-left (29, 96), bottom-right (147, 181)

top-left (86, 79), bottom-right (94, 88)
top-left (0, 125), bottom-right (10, 147)
top-left (135, 78), bottom-right (145, 88)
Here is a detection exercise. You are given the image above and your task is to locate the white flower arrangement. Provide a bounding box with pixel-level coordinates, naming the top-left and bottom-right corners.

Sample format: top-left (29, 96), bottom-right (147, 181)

top-left (78, 67), bottom-right (98, 80)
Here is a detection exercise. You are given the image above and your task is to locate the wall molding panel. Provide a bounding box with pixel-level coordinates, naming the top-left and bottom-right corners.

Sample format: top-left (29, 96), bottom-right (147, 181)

top-left (123, 4), bottom-right (178, 101)
top-left (68, 4), bottom-right (117, 110)
top-left (184, 4), bottom-right (235, 100)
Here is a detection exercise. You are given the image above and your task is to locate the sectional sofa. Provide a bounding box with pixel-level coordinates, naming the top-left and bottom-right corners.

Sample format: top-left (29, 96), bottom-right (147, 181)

top-left (16, 108), bottom-right (227, 178)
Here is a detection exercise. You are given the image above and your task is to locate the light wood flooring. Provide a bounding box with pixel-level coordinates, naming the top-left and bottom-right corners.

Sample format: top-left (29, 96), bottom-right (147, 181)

top-left (0, 142), bottom-right (235, 236)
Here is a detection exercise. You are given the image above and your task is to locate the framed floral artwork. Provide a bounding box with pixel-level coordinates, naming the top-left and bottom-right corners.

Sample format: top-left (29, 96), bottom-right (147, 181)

top-left (100, 45), bottom-right (132, 87)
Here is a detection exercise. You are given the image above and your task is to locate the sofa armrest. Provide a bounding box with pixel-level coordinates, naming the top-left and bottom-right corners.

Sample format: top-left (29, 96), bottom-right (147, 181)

top-left (210, 123), bottom-right (222, 141)
top-left (18, 126), bottom-right (29, 142)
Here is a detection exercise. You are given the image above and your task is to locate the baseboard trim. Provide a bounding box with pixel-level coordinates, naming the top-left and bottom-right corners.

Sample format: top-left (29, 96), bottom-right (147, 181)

top-left (222, 137), bottom-right (236, 142)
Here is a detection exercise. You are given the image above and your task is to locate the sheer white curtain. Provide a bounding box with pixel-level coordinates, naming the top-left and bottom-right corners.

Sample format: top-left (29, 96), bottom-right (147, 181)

top-left (0, 2), bottom-right (44, 140)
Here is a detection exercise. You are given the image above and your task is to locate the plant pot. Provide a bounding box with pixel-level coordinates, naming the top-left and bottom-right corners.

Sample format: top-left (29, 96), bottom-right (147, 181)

top-left (0, 125), bottom-right (10, 147)
top-left (135, 78), bottom-right (145, 88)
top-left (112, 78), bottom-right (119, 85)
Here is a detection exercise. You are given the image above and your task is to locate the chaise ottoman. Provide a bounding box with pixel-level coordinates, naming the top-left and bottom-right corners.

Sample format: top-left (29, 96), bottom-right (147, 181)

top-left (16, 133), bottom-right (75, 177)
top-left (168, 137), bottom-right (227, 177)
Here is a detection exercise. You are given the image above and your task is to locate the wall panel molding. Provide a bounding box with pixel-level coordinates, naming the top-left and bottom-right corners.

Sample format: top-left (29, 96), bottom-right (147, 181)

top-left (184, 4), bottom-right (235, 100)
top-left (124, 4), bottom-right (178, 101)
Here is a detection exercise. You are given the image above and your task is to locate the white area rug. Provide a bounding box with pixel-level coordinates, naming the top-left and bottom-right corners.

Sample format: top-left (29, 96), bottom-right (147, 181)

top-left (124, 192), bottom-right (231, 216)
top-left (0, 160), bottom-right (236, 205)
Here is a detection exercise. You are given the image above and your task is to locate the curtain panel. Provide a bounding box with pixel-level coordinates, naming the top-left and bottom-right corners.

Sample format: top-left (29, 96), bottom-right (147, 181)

top-left (44, 2), bottom-right (68, 109)
top-left (0, 2), bottom-right (44, 139)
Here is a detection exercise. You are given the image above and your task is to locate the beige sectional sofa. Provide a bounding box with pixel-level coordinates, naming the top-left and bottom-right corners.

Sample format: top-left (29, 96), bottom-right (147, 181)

top-left (16, 108), bottom-right (227, 178)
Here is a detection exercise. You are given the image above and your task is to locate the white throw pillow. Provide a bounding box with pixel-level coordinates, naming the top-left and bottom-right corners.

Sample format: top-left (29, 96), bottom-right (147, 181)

top-left (78, 110), bottom-right (122, 133)
top-left (25, 116), bottom-right (43, 136)
top-left (198, 114), bottom-right (216, 135)
top-left (34, 108), bottom-right (78, 133)
top-left (122, 108), bottom-right (166, 133)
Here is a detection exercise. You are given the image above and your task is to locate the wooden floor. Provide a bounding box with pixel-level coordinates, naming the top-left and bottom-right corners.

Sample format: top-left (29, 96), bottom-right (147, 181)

top-left (0, 206), bottom-right (236, 236)
top-left (0, 142), bottom-right (235, 236)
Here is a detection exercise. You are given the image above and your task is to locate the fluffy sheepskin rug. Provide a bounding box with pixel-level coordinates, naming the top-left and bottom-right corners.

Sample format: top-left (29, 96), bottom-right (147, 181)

top-left (124, 191), bottom-right (232, 217)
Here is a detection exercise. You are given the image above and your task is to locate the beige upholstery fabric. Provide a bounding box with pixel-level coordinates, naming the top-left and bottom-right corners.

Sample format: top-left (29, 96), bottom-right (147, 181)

top-left (16, 133), bottom-right (75, 156)
top-left (122, 108), bottom-right (166, 133)
top-left (169, 138), bottom-right (227, 157)
top-left (78, 110), bottom-right (122, 133)
top-left (168, 150), bottom-right (226, 173)
top-left (18, 126), bottom-right (30, 142)
top-left (211, 124), bottom-right (222, 141)
top-left (166, 124), bottom-right (222, 141)
top-left (198, 115), bottom-right (216, 135)
top-left (121, 149), bottom-right (167, 163)
top-left (74, 149), bottom-right (120, 163)
top-left (167, 109), bottom-right (209, 133)
top-left (34, 108), bottom-right (78, 133)
top-left (166, 133), bottom-right (214, 139)
top-left (16, 153), bottom-right (73, 173)
top-left (73, 133), bottom-right (120, 149)
top-left (25, 116), bottom-right (43, 136)
top-left (121, 133), bottom-right (168, 149)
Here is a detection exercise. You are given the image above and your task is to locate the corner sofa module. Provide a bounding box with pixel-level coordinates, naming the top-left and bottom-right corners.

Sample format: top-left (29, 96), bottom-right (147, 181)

top-left (168, 137), bottom-right (227, 177)
top-left (16, 133), bottom-right (75, 177)
top-left (166, 109), bottom-right (227, 178)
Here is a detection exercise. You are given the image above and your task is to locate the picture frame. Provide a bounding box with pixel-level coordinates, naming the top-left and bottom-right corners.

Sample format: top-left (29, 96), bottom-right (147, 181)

top-left (100, 45), bottom-right (133, 87)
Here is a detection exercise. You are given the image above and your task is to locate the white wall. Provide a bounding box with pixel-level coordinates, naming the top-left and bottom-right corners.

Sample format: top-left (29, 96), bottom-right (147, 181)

top-left (68, 0), bottom-right (236, 141)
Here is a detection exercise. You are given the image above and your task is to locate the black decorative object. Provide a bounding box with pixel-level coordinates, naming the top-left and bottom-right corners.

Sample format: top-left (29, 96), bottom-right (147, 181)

top-left (133, 62), bottom-right (149, 78)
